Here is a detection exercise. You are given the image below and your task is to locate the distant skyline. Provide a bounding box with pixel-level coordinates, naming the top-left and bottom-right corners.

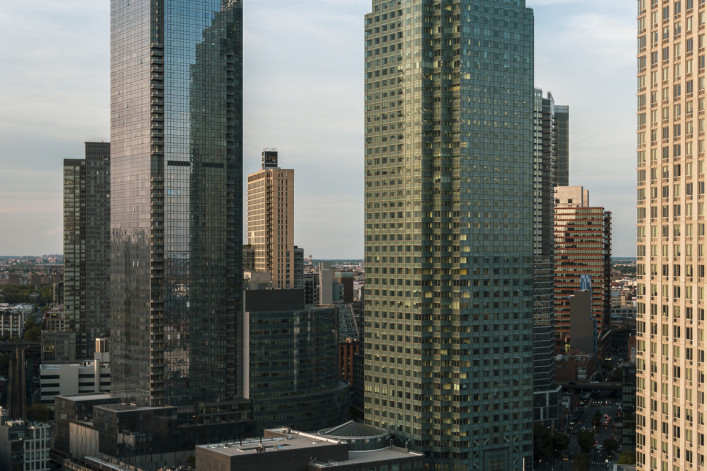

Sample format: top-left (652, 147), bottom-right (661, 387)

top-left (0, 0), bottom-right (635, 258)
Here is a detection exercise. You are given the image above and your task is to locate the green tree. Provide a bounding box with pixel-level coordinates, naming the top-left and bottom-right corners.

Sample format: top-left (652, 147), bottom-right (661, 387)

top-left (27, 403), bottom-right (50, 423)
top-left (618, 450), bottom-right (637, 465)
top-left (552, 432), bottom-right (569, 452)
top-left (24, 317), bottom-right (41, 342)
top-left (592, 410), bottom-right (602, 429)
top-left (603, 437), bottom-right (619, 456)
top-left (534, 423), bottom-right (552, 462)
top-left (573, 452), bottom-right (590, 471)
top-left (577, 430), bottom-right (595, 453)
top-left (38, 284), bottom-right (53, 305)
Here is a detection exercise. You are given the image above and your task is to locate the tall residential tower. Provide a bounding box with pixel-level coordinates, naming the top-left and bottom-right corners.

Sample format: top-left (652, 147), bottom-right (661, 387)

top-left (636, 0), bottom-right (705, 469)
top-left (247, 150), bottom-right (296, 289)
top-left (63, 142), bottom-right (111, 360)
top-left (532, 89), bottom-right (561, 424)
top-left (110, 0), bottom-right (243, 421)
top-left (364, 1), bottom-right (535, 469)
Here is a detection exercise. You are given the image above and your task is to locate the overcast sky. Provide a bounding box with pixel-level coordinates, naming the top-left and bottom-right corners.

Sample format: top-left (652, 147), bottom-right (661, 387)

top-left (0, 0), bottom-right (635, 258)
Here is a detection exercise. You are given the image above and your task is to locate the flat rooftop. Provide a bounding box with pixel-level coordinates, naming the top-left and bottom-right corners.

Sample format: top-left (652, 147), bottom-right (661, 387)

top-left (198, 431), bottom-right (342, 457)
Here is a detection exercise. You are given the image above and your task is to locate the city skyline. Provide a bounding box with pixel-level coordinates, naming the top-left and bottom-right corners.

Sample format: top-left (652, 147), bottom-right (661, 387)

top-left (0, 0), bottom-right (635, 258)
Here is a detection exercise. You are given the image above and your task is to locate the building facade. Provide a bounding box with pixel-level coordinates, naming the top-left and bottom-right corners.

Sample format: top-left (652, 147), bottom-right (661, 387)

top-left (554, 105), bottom-right (569, 187)
top-left (363, 1), bottom-right (535, 468)
top-left (532, 89), bottom-right (561, 424)
top-left (554, 186), bottom-right (612, 353)
top-left (244, 290), bottom-right (349, 432)
top-left (39, 353), bottom-right (110, 407)
top-left (247, 150), bottom-right (295, 289)
top-left (110, 0), bottom-right (243, 420)
top-left (635, 0), bottom-right (707, 469)
top-left (0, 414), bottom-right (50, 471)
top-left (63, 143), bottom-right (111, 361)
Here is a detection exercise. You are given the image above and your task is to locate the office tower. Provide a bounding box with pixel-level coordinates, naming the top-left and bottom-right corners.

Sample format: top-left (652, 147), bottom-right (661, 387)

top-left (243, 290), bottom-right (349, 432)
top-left (363, 1), bottom-right (535, 469)
top-left (554, 186), bottom-right (611, 353)
top-left (532, 89), bottom-right (561, 424)
top-left (110, 0), bottom-right (243, 418)
top-left (247, 150), bottom-right (295, 289)
top-left (636, 1), bottom-right (704, 469)
top-left (63, 142), bottom-right (110, 360)
top-left (554, 105), bottom-right (569, 187)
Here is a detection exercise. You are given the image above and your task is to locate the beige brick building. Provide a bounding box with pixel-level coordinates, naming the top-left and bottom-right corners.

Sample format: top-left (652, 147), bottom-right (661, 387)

top-left (636, 0), bottom-right (707, 468)
top-left (247, 150), bottom-right (295, 289)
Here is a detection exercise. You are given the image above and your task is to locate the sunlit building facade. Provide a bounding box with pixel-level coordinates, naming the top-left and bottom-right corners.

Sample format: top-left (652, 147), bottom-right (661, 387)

top-left (363, 1), bottom-right (535, 469)
top-left (636, 0), bottom-right (707, 469)
top-left (247, 150), bottom-right (295, 289)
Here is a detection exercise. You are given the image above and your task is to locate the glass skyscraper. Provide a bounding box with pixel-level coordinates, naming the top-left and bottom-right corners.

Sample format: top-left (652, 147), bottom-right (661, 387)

top-left (363, 1), bottom-right (535, 469)
top-left (110, 0), bottom-right (243, 421)
top-left (63, 142), bottom-right (111, 361)
top-left (532, 90), bottom-right (561, 425)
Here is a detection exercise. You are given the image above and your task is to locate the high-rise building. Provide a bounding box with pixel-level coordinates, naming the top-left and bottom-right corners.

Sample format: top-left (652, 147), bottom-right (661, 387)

top-left (532, 89), bottom-right (561, 424)
top-left (554, 186), bottom-right (611, 353)
top-left (635, 1), bottom-right (705, 469)
top-left (110, 0), bottom-right (243, 420)
top-left (554, 105), bottom-right (569, 187)
top-left (63, 142), bottom-right (111, 360)
top-left (247, 150), bottom-right (295, 289)
top-left (363, 1), bottom-right (535, 468)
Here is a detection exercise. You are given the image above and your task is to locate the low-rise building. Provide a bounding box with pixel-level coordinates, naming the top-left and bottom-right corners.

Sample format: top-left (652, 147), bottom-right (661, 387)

top-left (0, 409), bottom-right (50, 471)
top-left (196, 424), bottom-right (425, 471)
top-left (39, 352), bottom-right (110, 407)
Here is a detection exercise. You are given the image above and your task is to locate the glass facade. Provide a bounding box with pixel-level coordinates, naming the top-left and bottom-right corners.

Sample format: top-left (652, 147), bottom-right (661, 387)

top-left (532, 90), bottom-right (560, 424)
top-left (63, 142), bottom-right (111, 361)
top-left (363, 1), bottom-right (535, 469)
top-left (554, 105), bottom-right (569, 187)
top-left (110, 0), bottom-right (243, 420)
top-left (247, 303), bottom-right (349, 432)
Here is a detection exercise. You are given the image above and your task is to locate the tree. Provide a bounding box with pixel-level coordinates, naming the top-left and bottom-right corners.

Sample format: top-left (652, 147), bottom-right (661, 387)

top-left (27, 403), bottom-right (50, 423)
top-left (603, 437), bottom-right (619, 456)
top-left (592, 410), bottom-right (602, 429)
top-left (552, 432), bottom-right (569, 453)
top-left (574, 452), bottom-right (590, 471)
top-left (577, 430), bottom-right (595, 453)
top-left (619, 450), bottom-right (637, 465)
top-left (24, 317), bottom-right (41, 342)
top-left (38, 284), bottom-right (53, 305)
top-left (534, 423), bottom-right (552, 462)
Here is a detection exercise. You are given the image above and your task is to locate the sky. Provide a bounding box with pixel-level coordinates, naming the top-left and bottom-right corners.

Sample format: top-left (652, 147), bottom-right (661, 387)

top-left (0, 0), bottom-right (635, 258)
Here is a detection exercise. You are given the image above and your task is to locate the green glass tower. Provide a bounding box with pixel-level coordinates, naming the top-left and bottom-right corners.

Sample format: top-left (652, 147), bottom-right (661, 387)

top-left (110, 0), bottom-right (243, 422)
top-left (363, 1), bottom-right (535, 469)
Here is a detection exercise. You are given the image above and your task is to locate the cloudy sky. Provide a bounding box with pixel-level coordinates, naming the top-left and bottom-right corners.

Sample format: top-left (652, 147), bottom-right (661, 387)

top-left (0, 0), bottom-right (635, 258)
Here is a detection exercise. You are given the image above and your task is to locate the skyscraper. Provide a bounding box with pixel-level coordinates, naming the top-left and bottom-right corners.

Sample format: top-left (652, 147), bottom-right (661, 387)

top-left (636, 1), bottom-right (704, 469)
top-left (532, 89), bottom-right (560, 424)
top-left (110, 0), bottom-right (243, 420)
top-left (554, 186), bottom-right (611, 353)
top-left (554, 105), bottom-right (569, 187)
top-left (363, 1), bottom-right (535, 469)
top-left (247, 150), bottom-right (295, 289)
top-left (63, 142), bottom-right (111, 360)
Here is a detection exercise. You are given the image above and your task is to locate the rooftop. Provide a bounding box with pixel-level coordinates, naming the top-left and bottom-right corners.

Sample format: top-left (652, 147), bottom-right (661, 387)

top-left (198, 430), bottom-right (342, 457)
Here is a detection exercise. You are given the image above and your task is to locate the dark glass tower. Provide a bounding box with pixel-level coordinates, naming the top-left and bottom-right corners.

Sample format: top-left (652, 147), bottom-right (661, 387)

top-left (532, 90), bottom-right (560, 425)
top-left (554, 105), bottom-right (569, 187)
top-left (110, 0), bottom-right (243, 420)
top-left (364, 1), bottom-right (535, 469)
top-left (63, 142), bottom-right (111, 360)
